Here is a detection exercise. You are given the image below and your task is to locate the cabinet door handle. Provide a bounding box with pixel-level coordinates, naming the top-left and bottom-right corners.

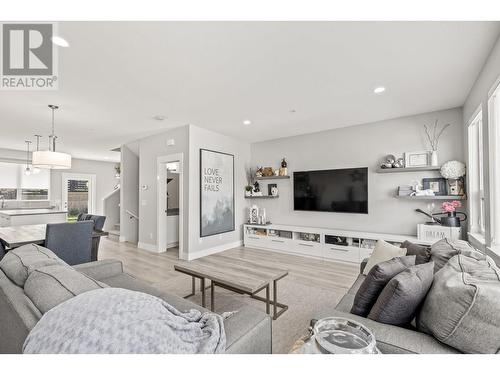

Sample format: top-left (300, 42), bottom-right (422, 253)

top-left (248, 236), bottom-right (260, 240)
top-left (331, 247), bottom-right (349, 252)
top-left (272, 239), bottom-right (285, 243)
top-left (299, 243), bottom-right (314, 247)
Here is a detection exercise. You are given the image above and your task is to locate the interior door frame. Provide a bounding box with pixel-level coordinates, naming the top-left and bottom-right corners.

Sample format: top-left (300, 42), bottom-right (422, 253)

top-left (61, 173), bottom-right (97, 215)
top-left (157, 153), bottom-right (184, 259)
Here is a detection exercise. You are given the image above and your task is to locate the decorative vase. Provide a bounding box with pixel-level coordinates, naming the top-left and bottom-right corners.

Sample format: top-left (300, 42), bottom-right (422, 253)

top-left (430, 150), bottom-right (438, 166)
top-left (245, 190), bottom-right (252, 197)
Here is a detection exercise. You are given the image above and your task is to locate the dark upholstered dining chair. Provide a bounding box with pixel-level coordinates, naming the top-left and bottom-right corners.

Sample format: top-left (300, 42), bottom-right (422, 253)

top-left (45, 221), bottom-right (93, 265)
top-left (77, 214), bottom-right (106, 261)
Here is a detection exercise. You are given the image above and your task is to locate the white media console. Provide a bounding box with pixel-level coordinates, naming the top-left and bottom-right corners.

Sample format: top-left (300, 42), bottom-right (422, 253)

top-left (243, 223), bottom-right (434, 264)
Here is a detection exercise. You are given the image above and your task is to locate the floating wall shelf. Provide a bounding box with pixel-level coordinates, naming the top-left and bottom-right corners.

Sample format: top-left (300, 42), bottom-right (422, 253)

top-left (245, 195), bottom-right (279, 199)
top-left (255, 176), bottom-right (290, 180)
top-left (376, 166), bottom-right (441, 174)
top-left (396, 195), bottom-right (466, 201)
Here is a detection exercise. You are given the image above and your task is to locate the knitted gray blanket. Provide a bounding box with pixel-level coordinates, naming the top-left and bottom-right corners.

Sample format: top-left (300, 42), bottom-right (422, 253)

top-left (23, 288), bottom-right (226, 354)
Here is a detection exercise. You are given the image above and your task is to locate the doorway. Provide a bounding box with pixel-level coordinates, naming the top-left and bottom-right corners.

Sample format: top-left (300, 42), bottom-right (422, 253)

top-left (157, 153), bottom-right (184, 259)
top-left (62, 173), bottom-right (96, 222)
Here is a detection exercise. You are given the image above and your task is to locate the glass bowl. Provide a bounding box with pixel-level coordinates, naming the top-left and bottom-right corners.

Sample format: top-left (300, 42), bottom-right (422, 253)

top-left (313, 317), bottom-right (377, 354)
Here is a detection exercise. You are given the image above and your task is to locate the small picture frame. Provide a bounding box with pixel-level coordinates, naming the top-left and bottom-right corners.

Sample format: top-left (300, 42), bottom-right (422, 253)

top-left (422, 177), bottom-right (447, 196)
top-left (404, 151), bottom-right (430, 168)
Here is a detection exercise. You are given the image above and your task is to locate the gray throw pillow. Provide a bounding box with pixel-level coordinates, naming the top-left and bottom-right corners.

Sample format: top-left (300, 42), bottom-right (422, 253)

top-left (430, 238), bottom-right (483, 272)
top-left (400, 241), bottom-right (431, 265)
top-left (417, 254), bottom-right (500, 353)
top-left (24, 263), bottom-right (108, 314)
top-left (367, 262), bottom-right (434, 326)
top-left (0, 244), bottom-right (64, 287)
top-left (350, 255), bottom-right (416, 317)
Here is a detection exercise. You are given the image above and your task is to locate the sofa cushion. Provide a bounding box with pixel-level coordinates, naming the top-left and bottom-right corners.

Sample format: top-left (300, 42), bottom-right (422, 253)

top-left (363, 240), bottom-right (407, 275)
top-left (24, 263), bottom-right (108, 314)
top-left (351, 255), bottom-right (416, 317)
top-left (430, 238), bottom-right (483, 272)
top-left (0, 244), bottom-right (63, 287)
top-left (368, 262), bottom-right (434, 327)
top-left (401, 241), bottom-right (431, 265)
top-left (417, 254), bottom-right (500, 353)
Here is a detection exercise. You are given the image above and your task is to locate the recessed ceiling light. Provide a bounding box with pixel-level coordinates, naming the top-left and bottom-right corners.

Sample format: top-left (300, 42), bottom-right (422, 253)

top-left (153, 115), bottom-right (166, 121)
top-left (243, 120), bottom-right (252, 126)
top-left (51, 36), bottom-right (69, 47)
top-left (289, 109), bottom-right (296, 113)
top-left (373, 86), bottom-right (386, 94)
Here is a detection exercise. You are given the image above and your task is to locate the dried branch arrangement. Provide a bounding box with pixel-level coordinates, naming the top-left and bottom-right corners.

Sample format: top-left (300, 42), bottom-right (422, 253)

top-left (424, 119), bottom-right (450, 151)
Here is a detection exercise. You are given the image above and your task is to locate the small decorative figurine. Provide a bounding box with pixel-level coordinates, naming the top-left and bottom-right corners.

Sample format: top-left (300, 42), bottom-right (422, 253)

top-left (253, 181), bottom-right (260, 193)
top-left (279, 158), bottom-right (288, 176)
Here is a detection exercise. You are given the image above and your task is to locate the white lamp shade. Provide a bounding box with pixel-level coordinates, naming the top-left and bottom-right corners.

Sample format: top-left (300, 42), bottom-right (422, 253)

top-left (32, 150), bottom-right (72, 169)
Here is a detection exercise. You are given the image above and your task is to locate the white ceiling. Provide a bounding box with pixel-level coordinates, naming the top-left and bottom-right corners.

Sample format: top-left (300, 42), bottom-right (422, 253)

top-left (1, 21), bottom-right (499, 162)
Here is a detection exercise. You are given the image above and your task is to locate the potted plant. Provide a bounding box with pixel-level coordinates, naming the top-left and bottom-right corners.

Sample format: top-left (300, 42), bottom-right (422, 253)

top-left (245, 185), bottom-right (253, 197)
top-left (440, 200), bottom-right (467, 227)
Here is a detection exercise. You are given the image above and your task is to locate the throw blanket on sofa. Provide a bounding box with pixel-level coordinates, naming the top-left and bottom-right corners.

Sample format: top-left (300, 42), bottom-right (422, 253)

top-left (23, 288), bottom-right (226, 354)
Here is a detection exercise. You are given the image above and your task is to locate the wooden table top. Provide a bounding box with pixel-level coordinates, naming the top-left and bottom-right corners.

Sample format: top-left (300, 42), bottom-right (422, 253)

top-left (174, 253), bottom-right (289, 294)
top-left (0, 224), bottom-right (108, 249)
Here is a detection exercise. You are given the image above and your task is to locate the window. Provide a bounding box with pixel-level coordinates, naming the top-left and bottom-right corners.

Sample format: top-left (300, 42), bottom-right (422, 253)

top-left (488, 79), bottom-right (500, 254)
top-left (0, 161), bottom-right (50, 201)
top-left (467, 108), bottom-right (485, 237)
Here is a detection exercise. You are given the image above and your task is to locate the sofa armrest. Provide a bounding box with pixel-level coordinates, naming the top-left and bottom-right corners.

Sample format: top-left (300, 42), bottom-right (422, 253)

top-left (73, 259), bottom-right (123, 281)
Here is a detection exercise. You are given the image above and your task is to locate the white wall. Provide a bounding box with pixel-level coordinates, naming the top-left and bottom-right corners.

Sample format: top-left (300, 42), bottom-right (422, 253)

top-left (120, 144), bottom-right (139, 243)
top-left (136, 126), bottom-right (189, 250)
top-left (462, 34), bottom-right (500, 260)
top-left (188, 125), bottom-right (251, 259)
top-left (250, 108), bottom-right (464, 236)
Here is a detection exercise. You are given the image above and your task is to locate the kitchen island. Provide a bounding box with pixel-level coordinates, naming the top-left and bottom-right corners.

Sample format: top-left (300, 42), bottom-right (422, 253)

top-left (0, 209), bottom-right (68, 227)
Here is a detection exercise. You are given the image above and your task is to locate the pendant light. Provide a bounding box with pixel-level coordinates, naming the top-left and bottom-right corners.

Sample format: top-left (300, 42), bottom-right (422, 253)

top-left (32, 135), bottom-right (42, 174)
top-left (24, 140), bottom-right (32, 175)
top-left (32, 105), bottom-right (72, 169)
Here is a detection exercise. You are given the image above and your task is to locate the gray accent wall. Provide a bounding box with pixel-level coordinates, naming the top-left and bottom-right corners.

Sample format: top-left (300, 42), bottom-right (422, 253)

top-left (250, 108), bottom-right (464, 236)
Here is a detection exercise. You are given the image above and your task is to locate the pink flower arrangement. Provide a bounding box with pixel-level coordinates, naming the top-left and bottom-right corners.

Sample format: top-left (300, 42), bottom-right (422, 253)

top-left (442, 200), bottom-right (461, 213)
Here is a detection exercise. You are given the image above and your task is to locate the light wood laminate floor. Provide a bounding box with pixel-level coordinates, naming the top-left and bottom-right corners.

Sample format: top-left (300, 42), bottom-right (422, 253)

top-left (98, 237), bottom-right (359, 353)
top-left (98, 238), bottom-right (358, 292)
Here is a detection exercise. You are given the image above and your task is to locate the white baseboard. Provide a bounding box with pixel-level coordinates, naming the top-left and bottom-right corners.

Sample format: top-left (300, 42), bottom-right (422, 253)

top-left (187, 240), bottom-right (243, 260)
top-left (167, 242), bottom-right (179, 249)
top-left (119, 235), bottom-right (127, 243)
top-left (138, 241), bottom-right (163, 253)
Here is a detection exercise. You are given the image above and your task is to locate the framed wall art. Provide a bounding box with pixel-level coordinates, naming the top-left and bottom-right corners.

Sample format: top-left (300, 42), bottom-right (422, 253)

top-left (404, 151), bottom-right (430, 168)
top-left (200, 148), bottom-right (235, 237)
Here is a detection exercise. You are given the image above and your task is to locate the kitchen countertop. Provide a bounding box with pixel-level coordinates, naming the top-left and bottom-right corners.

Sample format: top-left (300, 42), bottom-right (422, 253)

top-left (0, 209), bottom-right (68, 217)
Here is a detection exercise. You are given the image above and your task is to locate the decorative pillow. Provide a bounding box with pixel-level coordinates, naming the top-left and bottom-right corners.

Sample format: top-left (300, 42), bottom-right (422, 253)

top-left (351, 255), bottom-right (416, 317)
top-left (0, 244), bottom-right (64, 287)
top-left (430, 238), bottom-right (484, 272)
top-left (363, 240), bottom-right (407, 275)
top-left (417, 254), bottom-right (500, 353)
top-left (367, 262), bottom-right (434, 326)
top-left (24, 263), bottom-right (108, 314)
top-left (400, 241), bottom-right (431, 265)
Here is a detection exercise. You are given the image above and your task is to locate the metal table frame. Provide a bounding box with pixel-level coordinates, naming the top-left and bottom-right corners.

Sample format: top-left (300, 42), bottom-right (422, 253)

top-left (177, 269), bottom-right (288, 320)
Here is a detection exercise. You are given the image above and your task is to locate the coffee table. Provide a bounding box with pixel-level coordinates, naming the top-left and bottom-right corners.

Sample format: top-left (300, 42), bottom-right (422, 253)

top-left (174, 254), bottom-right (289, 319)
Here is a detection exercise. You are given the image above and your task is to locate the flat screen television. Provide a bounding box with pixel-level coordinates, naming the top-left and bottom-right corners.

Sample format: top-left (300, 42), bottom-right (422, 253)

top-left (294, 167), bottom-right (368, 214)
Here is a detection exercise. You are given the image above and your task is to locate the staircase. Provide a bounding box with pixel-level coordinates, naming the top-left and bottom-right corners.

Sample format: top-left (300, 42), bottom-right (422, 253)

top-left (107, 222), bottom-right (121, 242)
